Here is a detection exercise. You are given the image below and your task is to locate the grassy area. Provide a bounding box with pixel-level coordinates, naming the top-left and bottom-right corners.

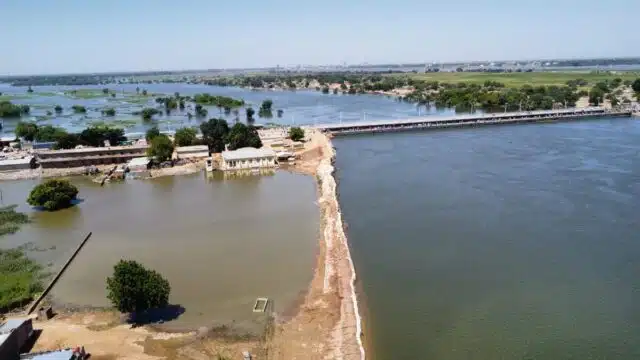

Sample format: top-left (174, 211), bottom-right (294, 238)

top-left (392, 71), bottom-right (640, 87)
top-left (0, 205), bottom-right (44, 311)
top-left (0, 248), bottom-right (44, 310)
top-left (64, 89), bottom-right (111, 99)
top-left (0, 205), bottom-right (29, 237)
top-left (0, 94), bottom-right (28, 101)
top-left (88, 118), bottom-right (139, 128)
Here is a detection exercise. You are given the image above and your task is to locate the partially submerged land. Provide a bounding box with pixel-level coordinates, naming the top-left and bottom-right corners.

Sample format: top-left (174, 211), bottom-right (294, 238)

top-left (0, 126), bottom-right (365, 359)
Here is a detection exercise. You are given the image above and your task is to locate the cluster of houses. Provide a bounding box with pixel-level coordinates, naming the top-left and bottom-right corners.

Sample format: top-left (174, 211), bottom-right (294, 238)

top-left (0, 126), bottom-right (308, 175)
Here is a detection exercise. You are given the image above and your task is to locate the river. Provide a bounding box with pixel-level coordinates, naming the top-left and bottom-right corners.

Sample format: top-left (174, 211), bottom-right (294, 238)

top-left (0, 171), bottom-right (319, 333)
top-left (335, 117), bottom-right (640, 359)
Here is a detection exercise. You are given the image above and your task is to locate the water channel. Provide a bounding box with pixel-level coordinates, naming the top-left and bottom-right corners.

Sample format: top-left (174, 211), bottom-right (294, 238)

top-left (335, 117), bottom-right (640, 359)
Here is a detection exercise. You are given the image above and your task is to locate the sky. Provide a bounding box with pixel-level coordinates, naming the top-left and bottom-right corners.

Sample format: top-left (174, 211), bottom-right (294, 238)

top-left (1, 0), bottom-right (638, 75)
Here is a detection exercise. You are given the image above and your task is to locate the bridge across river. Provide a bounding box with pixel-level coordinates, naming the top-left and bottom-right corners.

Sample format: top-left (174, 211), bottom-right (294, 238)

top-left (313, 107), bottom-right (633, 136)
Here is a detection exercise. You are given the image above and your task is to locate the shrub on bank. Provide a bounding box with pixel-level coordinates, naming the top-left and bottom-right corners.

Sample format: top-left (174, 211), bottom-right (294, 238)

top-left (106, 259), bottom-right (171, 314)
top-left (27, 179), bottom-right (79, 211)
top-left (147, 134), bottom-right (174, 162)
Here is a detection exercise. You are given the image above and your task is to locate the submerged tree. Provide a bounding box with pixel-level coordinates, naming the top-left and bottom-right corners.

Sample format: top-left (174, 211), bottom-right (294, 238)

top-left (27, 179), bottom-right (79, 211)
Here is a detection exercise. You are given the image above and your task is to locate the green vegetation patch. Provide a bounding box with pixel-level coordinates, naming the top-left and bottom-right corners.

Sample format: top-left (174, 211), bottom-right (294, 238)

top-left (64, 89), bottom-right (110, 99)
top-left (0, 205), bottom-right (29, 237)
top-left (395, 71), bottom-right (640, 88)
top-left (0, 205), bottom-right (45, 311)
top-left (0, 248), bottom-right (44, 310)
top-left (0, 95), bottom-right (28, 101)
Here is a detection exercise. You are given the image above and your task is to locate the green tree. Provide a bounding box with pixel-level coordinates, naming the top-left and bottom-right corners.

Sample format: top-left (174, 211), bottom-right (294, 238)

top-left (72, 105), bottom-right (87, 113)
top-left (20, 105), bottom-right (30, 114)
top-left (27, 179), bottom-right (79, 211)
top-left (174, 127), bottom-right (197, 147)
top-left (102, 107), bottom-right (116, 116)
top-left (288, 127), bottom-right (305, 142)
top-left (15, 122), bottom-right (39, 141)
top-left (141, 108), bottom-right (160, 121)
top-left (200, 118), bottom-right (229, 153)
top-left (142, 89), bottom-right (148, 96)
top-left (54, 105), bottom-right (63, 113)
top-left (632, 79), bottom-right (640, 93)
top-left (27, 86), bottom-right (33, 93)
top-left (260, 99), bottom-right (273, 112)
top-left (226, 123), bottom-right (262, 150)
top-left (106, 260), bottom-right (171, 315)
top-left (102, 88), bottom-right (110, 94)
top-left (588, 87), bottom-right (605, 106)
top-left (79, 125), bottom-right (125, 147)
top-left (54, 133), bottom-right (80, 150)
top-left (0, 101), bottom-right (23, 118)
top-left (35, 125), bottom-right (67, 142)
top-left (321, 87), bottom-right (330, 94)
top-left (246, 107), bottom-right (255, 122)
top-left (145, 126), bottom-right (161, 142)
top-left (277, 109), bottom-right (284, 118)
top-left (147, 134), bottom-right (174, 162)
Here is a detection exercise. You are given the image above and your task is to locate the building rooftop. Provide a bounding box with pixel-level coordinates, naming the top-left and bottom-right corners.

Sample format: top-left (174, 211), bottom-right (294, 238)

top-left (175, 145), bottom-right (209, 153)
top-left (35, 145), bottom-right (148, 155)
top-left (0, 157), bottom-right (33, 166)
top-left (222, 147), bottom-right (276, 161)
top-left (127, 157), bottom-right (150, 167)
top-left (0, 318), bottom-right (29, 333)
top-left (20, 349), bottom-right (74, 360)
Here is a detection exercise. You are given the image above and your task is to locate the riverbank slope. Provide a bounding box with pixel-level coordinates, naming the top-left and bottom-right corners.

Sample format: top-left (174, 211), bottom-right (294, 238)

top-left (268, 130), bottom-right (365, 359)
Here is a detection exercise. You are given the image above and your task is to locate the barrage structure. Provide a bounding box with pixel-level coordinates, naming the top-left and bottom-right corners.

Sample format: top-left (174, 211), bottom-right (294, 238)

top-left (314, 107), bottom-right (633, 136)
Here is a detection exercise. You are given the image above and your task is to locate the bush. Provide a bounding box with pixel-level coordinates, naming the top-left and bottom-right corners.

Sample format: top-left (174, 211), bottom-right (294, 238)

top-left (289, 127), bottom-right (305, 142)
top-left (0, 248), bottom-right (44, 310)
top-left (106, 260), bottom-right (171, 314)
top-left (0, 101), bottom-right (25, 118)
top-left (141, 107), bottom-right (160, 121)
top-left (174, 127), bottom-right (197, 147)
top-left (145, 126), bottom-right (160, 142)
top-left (15, 122), bottom-right (39, 141)
top-left (147, 134), bottom-right (174, 162)
top-left (72, 105), bottom-right (87, 113)
top-left (79, 125), bottom-right (125, 147)
top-left (34, 125), bottom-right (68, 142)
top-left (27, 179), bottom-right (79, 211)
top-left (102, 107), bottom-right (116, 116)
top-left (54, 133), bottom-right (80, 149)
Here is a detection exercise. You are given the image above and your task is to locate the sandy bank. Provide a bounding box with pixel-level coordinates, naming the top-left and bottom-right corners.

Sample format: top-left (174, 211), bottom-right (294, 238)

top-left (268, 130), bottom-right (365, 360)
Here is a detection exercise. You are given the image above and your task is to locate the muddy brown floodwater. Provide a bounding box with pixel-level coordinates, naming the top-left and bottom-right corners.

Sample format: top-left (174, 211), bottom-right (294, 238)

top-left (0, 170), bottom-right (319, 334)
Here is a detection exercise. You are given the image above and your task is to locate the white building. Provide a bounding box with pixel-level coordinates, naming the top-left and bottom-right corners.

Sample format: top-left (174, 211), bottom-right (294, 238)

top-left (220, 147), bottom-right (277, 171)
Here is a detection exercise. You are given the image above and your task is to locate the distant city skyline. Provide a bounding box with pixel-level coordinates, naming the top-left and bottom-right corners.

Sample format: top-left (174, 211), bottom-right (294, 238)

top-left (1, 0), bottom-right (638, 76)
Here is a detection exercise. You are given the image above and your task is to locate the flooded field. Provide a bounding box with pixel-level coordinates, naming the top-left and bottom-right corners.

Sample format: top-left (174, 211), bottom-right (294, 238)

top-left (0, 170), bottom-right (319, 332)
top-left (0, 82), bottom-right (446, 135)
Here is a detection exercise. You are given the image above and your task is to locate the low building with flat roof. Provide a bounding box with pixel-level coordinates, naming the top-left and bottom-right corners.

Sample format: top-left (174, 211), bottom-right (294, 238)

top-left (0, 157), bottom-right (36, 171)
top-left (36, 145), bottom-right (148, 169)
top-left (174, 145), bottom-right (209, 160)
top-left (20, 349), bottom-right (80, 360)
top-left (0, 318), bottom-right (34, 360)
top-left (220, 147), bottom-right (277, 171)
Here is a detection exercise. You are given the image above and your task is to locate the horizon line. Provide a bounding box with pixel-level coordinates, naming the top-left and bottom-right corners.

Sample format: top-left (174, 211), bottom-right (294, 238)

top-left (2, 55), bottom-right (639, 78)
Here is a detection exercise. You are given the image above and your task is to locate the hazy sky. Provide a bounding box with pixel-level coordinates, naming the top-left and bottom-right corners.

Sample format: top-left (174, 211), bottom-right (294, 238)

top-left (1, 0), bottom-right (637, 75)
